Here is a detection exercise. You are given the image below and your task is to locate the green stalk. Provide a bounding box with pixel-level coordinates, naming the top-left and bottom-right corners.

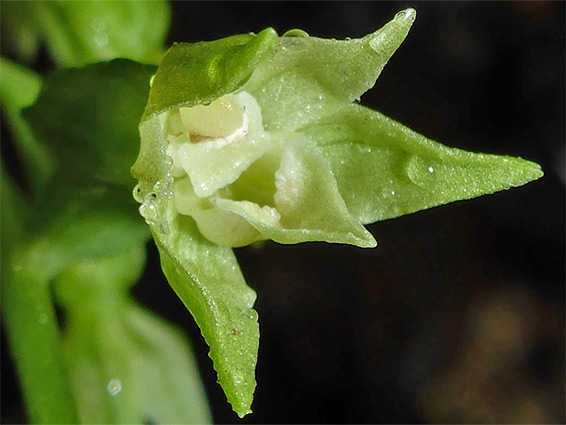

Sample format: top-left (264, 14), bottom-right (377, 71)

top-left (0, 57), bottom-right (53, 198)
top-left (2, 268), bottom-right (79, 424)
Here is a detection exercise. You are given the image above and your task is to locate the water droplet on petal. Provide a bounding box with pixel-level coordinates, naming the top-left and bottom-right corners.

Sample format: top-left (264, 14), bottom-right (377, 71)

top-left (132, 184), bottom-right (144, 203)
top-left (164, 154), bottom-right (174, 169)
top-left (91, 18), bottom-right (105, 32)
top-left (395, 8), bottom-right (417, 23)
top-left (107, 379), bottom-right (122, 396)
top-left (93, 33), bottom-right (108, 47)
top-left (407, 156), bottom-right (437, 187)
top-left (282, 29), bottom-right (309, 38)
top-left (242, 309), bottom-right (257, 321)
top-left (139, 196), bottom-right (158, 224)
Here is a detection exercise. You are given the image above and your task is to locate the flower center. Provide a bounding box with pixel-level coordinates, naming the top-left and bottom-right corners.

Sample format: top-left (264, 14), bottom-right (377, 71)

top-left (163, 91), bottom-right (271, 200)
top-left (179, 95), bottom-right (249, 145)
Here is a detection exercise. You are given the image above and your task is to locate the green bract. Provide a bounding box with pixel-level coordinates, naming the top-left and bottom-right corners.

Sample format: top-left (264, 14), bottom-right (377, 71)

top-left (131, 9), bottom-right (542, 417)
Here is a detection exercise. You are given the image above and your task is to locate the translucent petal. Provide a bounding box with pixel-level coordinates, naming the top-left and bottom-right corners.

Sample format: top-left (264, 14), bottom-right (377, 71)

top-left (302, 104), bottom-right (544, 223)
top-left (246, 9), bottom-right (416, 132)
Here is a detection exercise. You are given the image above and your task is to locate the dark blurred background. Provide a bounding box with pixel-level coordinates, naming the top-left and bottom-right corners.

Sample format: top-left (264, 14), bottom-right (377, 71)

top-left (2, 2), bottom-right (565, 424)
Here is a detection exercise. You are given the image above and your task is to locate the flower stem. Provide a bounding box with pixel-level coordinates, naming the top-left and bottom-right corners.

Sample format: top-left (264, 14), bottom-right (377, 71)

top-left (2, 268), bottom-right (78, 424)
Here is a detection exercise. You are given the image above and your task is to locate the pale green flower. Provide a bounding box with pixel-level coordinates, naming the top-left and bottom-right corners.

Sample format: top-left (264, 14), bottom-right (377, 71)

top-left (131, 9), bottom-right (542, 417)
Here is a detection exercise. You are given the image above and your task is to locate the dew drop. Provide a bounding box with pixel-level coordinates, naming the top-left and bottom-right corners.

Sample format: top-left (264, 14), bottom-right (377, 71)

top-left (407, 156), bottom-right (437, 187)
top-left (132, 184), bottom-right (144, 203)
top-left (139, 197), bottom-right (158, 224)
top-left (38, 314), bottom-right (48, 325)
top-left (152, 181), bottom-right (164, 195)
top-left (91, 18), bottom-right (105, 32)
top-left (395, 8), bottom-right (417, 23)
top-left (164, 155), bottom-right (174, 167)
top-left (152, 181), bottom-right (173, 199)
top-left (93, 33), bottom-right (108, 47)
top-left (107, 379), bottom-right (122, 396)
top-left (242, 309), bottom-right (257, 321)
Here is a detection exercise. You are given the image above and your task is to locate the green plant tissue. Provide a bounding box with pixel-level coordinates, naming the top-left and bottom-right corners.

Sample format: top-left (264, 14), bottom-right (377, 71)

top-left (131, 9), bottom-right (542, 417)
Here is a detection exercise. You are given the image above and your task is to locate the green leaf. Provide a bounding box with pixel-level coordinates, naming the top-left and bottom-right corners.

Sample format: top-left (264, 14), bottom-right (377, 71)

top-left (10, 179), bottom-right (149, 285)
top-left (54, 248), bottom-right (212, 424)
top-left (157, 217), bottom-right (259, 418)
top-left (143, 28), bottom-right (279, 119)
top-left (0, 58), bottom-right (53, 196)
top-left (245, 9), bottom-right (416, 132)
top-left (24, 60), bottom-right (156, 190)
top-left (301, 104), bottom-right (544, 223)
top-left (1, 0), bottom-right (171, 67)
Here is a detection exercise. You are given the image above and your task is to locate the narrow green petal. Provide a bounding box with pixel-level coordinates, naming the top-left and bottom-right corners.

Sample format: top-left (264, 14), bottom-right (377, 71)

top-left (246, 9), bottom-right (416, 132)
top-left (124, 306), bottom-right (212, 424)
top-left (134, 112), bottom-right (262, 416)
top-left (143, 28), bottom-right (279, 120)
top-left (156, 217), bottom-right (259, 417)
top-left (217, 138), bottom-right (376, 248)
top-left (132, 33), bottom-right (276, 412)
top-left (302, 104), bottom-right (544, 224)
